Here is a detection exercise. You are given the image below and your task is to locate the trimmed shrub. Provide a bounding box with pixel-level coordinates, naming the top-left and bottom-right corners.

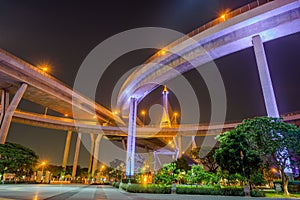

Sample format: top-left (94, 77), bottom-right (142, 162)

top-left (176, 185), bottom-right (244, 196)
top-left (125, 184), bottom-right (171, 194)
top-left (121, 183), bottom-right (127, 190)
top-left (121, 178), bottom-right (137, 184)
top-left (250, 190), bottom-right (265, 197)
top-left (112, 182), bottom-right (120, 188)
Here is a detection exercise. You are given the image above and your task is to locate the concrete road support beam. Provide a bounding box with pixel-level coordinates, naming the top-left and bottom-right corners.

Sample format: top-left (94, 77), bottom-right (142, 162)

top-left (0, 83), bottom-right (27, 144)
top-left (72, 132), bottom-right (82, 179)
top-left (253, 35), bottom-right (279, 117)
top-left (61, 130), bottom-right (72, 174)
top-left (125, 97), bottom-right (137, 178)
top-left (88, 133), bottom-right (95, 176)
top-left (91, 134), bottom-right (103, 178)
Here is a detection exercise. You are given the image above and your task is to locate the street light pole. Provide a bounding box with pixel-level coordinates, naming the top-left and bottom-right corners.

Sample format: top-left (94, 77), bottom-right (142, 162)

top-left (141, 110), bottom-right (146, 127)
top-left (173, 112), bottom-right (178, 126)
top-left (41, 161), bottom-right (46, 183)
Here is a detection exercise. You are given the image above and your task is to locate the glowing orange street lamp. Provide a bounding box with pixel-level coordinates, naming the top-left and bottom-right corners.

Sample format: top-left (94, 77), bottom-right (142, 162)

top-left (141, 110), bottom-right (146, 126)
top-left (160, 49), bottom-right (166, 55)
top-left (38, 62), bottom-right (51, 73)
top-left (220, 14), bottom-right (226, 21)
top-left (41, 161), bottom-right (46, 180)
top-left (173, 112), bottom-right (179, 125)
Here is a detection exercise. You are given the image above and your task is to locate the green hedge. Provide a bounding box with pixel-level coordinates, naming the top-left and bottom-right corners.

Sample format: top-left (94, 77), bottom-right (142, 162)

top-left (176, 185), bottom-right (244, 196)
top-left (124, 184), bottom-right (171, 194)
top-left (120, 183), bottom-right (127, 190)
top-left (121, 178), bottom-right (138, 184)
top-left (176, 185), bottom-right (266, 197)
top-left (118, 183), bottom-right (265, 197)
top-left (112, 181), bottom-right (120, 188)
top-left (250, 190), bottom-right (265, 197)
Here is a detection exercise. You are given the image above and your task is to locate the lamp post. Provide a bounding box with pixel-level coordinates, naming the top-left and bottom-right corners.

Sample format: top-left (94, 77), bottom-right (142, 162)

top-left (173, 112), bottom-right (178, 126)
top-left (141, 110), bottom-right (146, 127)
top-left (41, 161), bottom-right (46, 182)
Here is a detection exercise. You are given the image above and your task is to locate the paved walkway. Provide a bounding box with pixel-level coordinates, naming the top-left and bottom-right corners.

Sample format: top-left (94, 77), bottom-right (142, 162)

top-left (0, 184), bottom-right (296, 200)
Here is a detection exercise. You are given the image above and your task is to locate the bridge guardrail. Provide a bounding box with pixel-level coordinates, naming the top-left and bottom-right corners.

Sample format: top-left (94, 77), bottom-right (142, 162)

top-left (143, 0), bottom-right (274, 65)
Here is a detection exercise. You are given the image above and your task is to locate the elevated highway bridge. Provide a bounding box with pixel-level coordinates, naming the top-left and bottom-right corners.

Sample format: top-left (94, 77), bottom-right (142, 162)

top-left (0, 0), bottom-right (300, 178)
top-left (117, 0), bottom-right (300, 176)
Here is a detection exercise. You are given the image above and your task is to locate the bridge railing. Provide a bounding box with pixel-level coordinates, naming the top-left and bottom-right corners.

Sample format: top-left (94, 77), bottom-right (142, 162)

top-left (143, 0), bottom-right (274, 65)
top-left (0, 48), bottom-right (72, 90)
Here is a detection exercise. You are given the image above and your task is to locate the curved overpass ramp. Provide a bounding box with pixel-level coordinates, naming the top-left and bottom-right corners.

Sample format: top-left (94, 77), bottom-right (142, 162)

top-left (117, 0), bottom-right (300, 176)
top-left (0, 48), bottom-right (124, 143)
top-left (117, 0), bottom-right (300, 112)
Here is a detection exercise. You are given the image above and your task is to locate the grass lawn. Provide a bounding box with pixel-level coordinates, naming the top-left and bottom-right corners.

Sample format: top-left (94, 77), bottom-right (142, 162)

top-left (265, 191), bottom-right (300, 198)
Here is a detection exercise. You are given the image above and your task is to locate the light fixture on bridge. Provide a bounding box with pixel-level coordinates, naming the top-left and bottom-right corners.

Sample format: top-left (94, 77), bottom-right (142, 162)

top-left (219, 8), bottom-right (230, 22)
top-left (141, 110), bottom-right (146, 126)
top-left (113, 111), bottom-right (119, 115)
top-left (37, 61), bottom-right (51, 73)
top-left (160, 49), bottom-right (167, 55)
top-left (220, 14), bottom-right (226, 21)
top-left (64, 114), bottom-right (69, 117)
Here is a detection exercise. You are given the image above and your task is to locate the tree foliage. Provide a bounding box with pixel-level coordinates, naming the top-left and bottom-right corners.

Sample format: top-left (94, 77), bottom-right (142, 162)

top-left (174, 157), bottom-right (190, 172)
top-left (234, 117), bottom-right (300, 195)
top-left (188, 147), bottom-right (219, 172)
top-left (0, 142), bottom-right (39, 178)
top-left (155, 163), bottom-right (179, 184)
top-left (214, 129), bottom-right (262, 179)
top-left (185, 165), bottom-right (218, 185)
top-left (215, 116), bottom-right (300, 195)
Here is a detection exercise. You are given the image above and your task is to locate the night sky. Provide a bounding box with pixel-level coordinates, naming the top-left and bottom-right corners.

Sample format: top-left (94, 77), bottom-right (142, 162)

top-left (1, 0), bottom-right (300, 167)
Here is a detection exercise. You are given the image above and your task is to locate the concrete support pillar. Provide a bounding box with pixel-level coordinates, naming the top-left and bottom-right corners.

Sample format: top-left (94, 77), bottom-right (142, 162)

top-left (88, 133), bottom-right (95, 176)
top-left (0, 90), bottom-right (9, 125)
top-left (72, 132), bottom-right (82, 179)
top-left (125, 97), bottom-right (137, 178)
top-left (253, 35), bottom-right (294, 175)
top-left (122, 139), bottom-right (126, 150)
top-left (0, 83), bottom-right (27, 144)
top-left (62, 130), bottom-right (72, 173)
top-left (191, 136), bottom-right (197, 149)
top-left (252, 35), bottom-right (279, 117)
top-left (91, 134), bottom-right (102, 178)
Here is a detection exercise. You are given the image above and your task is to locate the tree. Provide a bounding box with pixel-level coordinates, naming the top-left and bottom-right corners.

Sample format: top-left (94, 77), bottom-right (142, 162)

top-left (45, 165), bottom-right (63, 179)
top-left (188, 147), bottom-right (219, 172)
top-left (0, 142), bottom-right (39, 179)
top-left (185, 165), bottom-right (218, 185)
top-left (174, 157), bottom-right (190, 172)
top-left (234, 117), bottom-right (300, 196)
top-left (214, 129), bottom-right (262, 181)
top-left (109, 159), bottom-right (125, 181)
top-left (155, 163), bottom-right (179, 184)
